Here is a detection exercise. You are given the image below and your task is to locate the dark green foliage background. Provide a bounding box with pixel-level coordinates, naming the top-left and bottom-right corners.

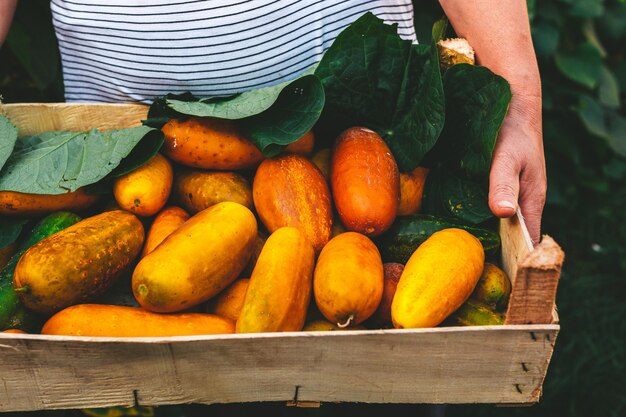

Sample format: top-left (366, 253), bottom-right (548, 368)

top-left (1, 0), bottom-right (625, 416)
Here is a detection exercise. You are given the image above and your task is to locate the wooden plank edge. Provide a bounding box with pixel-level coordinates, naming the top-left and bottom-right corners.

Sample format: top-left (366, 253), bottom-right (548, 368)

top-left (516, 210), bottom-right (535, 251)
top-left (499, 212), bottom-right (533, 295)
top-left (505, 235), bottom-right (565, 325)
top-left (0, 324), bottom-right (561, 344)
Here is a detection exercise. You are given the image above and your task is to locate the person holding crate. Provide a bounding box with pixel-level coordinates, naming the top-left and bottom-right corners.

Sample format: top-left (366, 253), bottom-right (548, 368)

top-left (0, 0), bottom-right (545, 245)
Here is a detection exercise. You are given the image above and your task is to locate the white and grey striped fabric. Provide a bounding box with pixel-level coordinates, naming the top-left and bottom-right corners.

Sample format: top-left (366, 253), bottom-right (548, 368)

top-left (51, 0), bottom-right (416, 103)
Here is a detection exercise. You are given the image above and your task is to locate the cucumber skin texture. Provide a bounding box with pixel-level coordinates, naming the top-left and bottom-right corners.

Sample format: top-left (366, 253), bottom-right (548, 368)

top-left (0, 212), bottom-right (82, 331)
top-left (15, 210), bottom-right (144, 314)
top-left (376, 214), bottom-right (501, 264)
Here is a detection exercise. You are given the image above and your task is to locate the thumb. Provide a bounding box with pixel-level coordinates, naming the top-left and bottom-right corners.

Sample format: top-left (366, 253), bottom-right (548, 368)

top-left (488, 152), bottom-right (520, 218)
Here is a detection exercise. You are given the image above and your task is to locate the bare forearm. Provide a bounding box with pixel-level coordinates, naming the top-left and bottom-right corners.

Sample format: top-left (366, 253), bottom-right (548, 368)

top-left (0, 0), bottom-right (17, 47)
top-left (440, 0), bottom-right (546, 243)
top-left (439, 1), bottom-right (541, 105)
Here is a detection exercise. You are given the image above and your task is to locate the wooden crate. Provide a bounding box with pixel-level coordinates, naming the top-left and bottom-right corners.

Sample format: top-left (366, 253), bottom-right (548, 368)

top-left (0, 104), bottom-right (564, 411)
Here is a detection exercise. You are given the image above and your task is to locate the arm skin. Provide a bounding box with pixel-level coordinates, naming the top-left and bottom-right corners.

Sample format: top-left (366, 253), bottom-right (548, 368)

top-left (439, 0), bottom-right (546, 244)
top-left (0, 0), bottom-right (17, 47)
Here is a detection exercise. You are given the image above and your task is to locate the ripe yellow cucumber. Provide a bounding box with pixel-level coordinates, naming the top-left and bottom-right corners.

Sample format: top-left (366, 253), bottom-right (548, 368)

top-left (253, 154), bottom-right (332, 254)
top-left (392, 228), bottom-right (485, 328)
top-left (113, 153), bottom-right (173, 217)
top-left (237, 227), bottom-right (315, 333)
top-left (173, 170), bottom-right (253, 213)
top-left (314, 232), bottom-right (384, 327)
top-left (141, 206), bottom-right (190, 258)
top-left (42, 304), bottom-right (235, 337)
top-left (133, 202), bottom-right (257, 312)
top-left (0, 189), bottom-right (99, 216)
top-left (13, 210), bottom-right (144, 314)
top-left (207, 278), bottom-right (249, 322)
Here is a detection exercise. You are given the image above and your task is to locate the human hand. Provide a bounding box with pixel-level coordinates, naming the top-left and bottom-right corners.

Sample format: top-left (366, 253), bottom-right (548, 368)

top-left (488, 94), bottom-right (546, 245)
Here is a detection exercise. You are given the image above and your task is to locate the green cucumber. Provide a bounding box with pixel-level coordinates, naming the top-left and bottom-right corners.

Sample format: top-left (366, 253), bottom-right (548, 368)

top-left (375, 214), bottom-right (500, 264)
top-left (0, 211), bottom-right (82, 331)
top-left (447, 299), bottom-right (505, 326)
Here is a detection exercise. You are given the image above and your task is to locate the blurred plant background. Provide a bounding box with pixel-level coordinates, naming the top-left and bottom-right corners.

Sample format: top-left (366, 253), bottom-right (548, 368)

top-left (1, 0), bottom-right (625, 416)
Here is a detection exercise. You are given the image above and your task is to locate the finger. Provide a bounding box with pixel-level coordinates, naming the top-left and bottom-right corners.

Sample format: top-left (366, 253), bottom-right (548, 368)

top-left (488, 150), bottom-right (520, 218)
top-left (519, 168), bottom-right (546, 246)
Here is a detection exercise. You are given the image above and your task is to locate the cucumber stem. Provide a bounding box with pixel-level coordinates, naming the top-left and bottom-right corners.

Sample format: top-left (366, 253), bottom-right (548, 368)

top-left (14, 285), bottom-right (30, 294)
top-left (337, 314), bottom-right (354, 328)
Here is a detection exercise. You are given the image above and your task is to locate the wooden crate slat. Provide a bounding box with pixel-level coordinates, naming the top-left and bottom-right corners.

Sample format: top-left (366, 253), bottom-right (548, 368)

top-left (0, 103), bottom-right (149, 134)
top-left (499, 211), bottom-right (533, 286)
top-left (0, 326), bottom-right (558, 411)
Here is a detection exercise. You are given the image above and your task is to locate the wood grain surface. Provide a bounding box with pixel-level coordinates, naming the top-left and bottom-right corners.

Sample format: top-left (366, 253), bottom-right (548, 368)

top-left (0, 325), bottom-right (558, 411)
top-left (0, 103), bottom-right (149, 134)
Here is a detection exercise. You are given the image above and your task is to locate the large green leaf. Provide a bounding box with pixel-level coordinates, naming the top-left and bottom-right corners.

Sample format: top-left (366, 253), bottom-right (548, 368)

top-left (0, 126), bottom-right (157, 194)
top-left (144, 92), bottom-right (196, 129)
top-left (315, 12), bottom-right (445, 171)
top-left (109, 129), bottom-right (165, 178)
top-left (0, 115), bottom-right (18, 171)
top-left (555, 42), bottom-right (603, 89)
top-left (165, 69), bottom-right (317, 120)
top-left (422, 168), bottom-right (492, 224)
top-left (145, 74), bottom-right (325, 157)
top-left (241, 75), bottom-right (325, 157)
top-left (0, 218), bottom-right (28, 250)
top-left (426, 64), bottom-right (512, 179)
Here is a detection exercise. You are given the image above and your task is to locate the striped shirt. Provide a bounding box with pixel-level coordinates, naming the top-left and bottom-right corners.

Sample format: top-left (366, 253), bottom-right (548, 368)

top-left (51, 0), bottom-right (416, 103)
